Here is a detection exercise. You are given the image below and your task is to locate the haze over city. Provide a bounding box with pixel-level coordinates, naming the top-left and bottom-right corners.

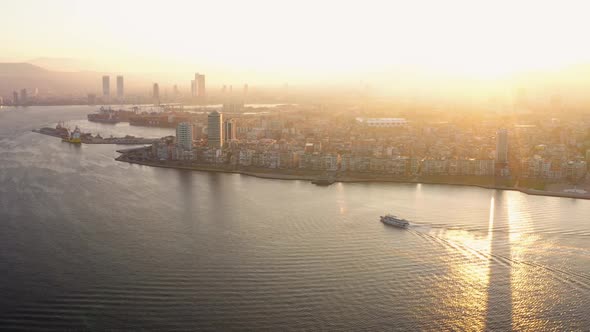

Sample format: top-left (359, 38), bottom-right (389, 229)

top-left (3, 0), bottom-right (590, 99)
top-left (2, 1), bottom-right (590, 331)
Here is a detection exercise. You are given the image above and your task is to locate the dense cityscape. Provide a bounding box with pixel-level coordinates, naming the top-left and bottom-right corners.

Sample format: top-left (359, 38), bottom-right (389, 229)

top-left (13, 69), bottom-right (588, 197)
top-left (72, 72), bottom-right (588, 197)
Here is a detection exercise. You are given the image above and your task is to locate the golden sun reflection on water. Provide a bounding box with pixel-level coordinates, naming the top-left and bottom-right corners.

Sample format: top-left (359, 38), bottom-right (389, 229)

top-left (506, 192), bottom-right (561, 330)
top-left (335, 183), bottom-right (347, 216)
top-left (432, 191), bottom-right (570, 330)
top-left (507, 193), bottom-right (535, 329)
top-left (427, 195), bottom-right (497, 330)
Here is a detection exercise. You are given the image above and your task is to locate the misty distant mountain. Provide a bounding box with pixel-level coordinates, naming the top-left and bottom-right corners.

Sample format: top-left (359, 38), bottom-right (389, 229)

top-left (0, 63), bottom-right (49, 76)
top-left (0, 62), bottom-right (99, 96)
top-left (28, 57), bottom-right (97, 72)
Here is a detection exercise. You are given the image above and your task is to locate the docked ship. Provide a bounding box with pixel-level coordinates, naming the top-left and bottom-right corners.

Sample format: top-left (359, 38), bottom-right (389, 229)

top-left (34, 122), bottom-right (70, 139)
top-left (62, 127), bottom-right (82, 144)
top-left (128, 112), bottom-right (191, 128)
top-left (87, 106), bottom-right (136, 123)
top-left (380, 214), bottom-right (410, 228)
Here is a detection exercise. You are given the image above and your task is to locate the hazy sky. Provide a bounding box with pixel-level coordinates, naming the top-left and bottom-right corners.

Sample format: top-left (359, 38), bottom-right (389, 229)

top-left (2, 0), bottom-right (590, 84)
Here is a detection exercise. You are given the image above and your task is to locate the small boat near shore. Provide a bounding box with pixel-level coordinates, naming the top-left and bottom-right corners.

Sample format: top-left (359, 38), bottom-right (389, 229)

top-left (311, 173), bottom-right (335, 186)
top-left (311, 178), bottom-right (335, 186)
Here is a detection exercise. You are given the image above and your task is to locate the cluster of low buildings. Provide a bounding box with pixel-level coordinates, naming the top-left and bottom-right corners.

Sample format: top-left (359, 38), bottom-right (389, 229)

top-left (131, 108), bottom-right (590, 182)
top-left (507, 120), bottom-right (590, 182)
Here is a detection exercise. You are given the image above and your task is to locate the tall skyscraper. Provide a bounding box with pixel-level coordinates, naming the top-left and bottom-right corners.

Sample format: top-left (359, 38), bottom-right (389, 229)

top-left (176, 122), bottom-right (193, 151)
top-left (116, 76), bottom-right (124, 98)
top-left (243, 84), bottom-right (249, 103)
top-left (195, 73), bottom-right (206, 98)
top-left (20, 89), bottom-right (28, 105)
top-left (153, 83), bottom-right (160, 101)
top-left (495, 128), bottom-right (508, 164)
top-left (12, 91), bottom-right (18, 106)
top-left (223, 118), bottom-right (237, 142)
top-left (102, 76), bottom-right (110, 97)
top-left (207, 111), bottom-right (223, 148)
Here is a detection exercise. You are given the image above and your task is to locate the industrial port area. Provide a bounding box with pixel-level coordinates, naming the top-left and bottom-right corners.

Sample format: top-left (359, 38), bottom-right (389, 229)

top-left (33, 123), bottom-right (159, 145)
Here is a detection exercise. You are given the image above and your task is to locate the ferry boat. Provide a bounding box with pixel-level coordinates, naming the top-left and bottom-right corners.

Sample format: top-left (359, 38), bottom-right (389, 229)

top-left (380, 214), bottom-right (410, 228)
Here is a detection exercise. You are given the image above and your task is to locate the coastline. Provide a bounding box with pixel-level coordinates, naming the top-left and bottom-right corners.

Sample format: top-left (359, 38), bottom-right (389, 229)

top-left (115, 156), bottom-right (590, 201)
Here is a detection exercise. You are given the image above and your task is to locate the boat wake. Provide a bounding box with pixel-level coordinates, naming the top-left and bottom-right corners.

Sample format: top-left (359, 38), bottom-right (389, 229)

top-left (407, 227), bottom-right (590, 291)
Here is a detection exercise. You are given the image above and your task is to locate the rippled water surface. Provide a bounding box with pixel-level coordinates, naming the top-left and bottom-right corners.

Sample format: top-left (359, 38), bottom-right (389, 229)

top-left (1, 106), bottom-right (589, 330)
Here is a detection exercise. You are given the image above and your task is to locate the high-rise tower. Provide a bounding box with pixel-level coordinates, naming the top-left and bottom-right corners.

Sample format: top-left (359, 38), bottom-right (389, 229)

top-left (153, 83), bottom-right (160, 99)
top-left (223, 118), bottom-right (237, 142)
top-left (195, 73), bottom-right (206, 98)
top-left (102, 76), bottom-right (110, 97)
top-left (207, 111), bottom-right (223, 148)
top-left (116, 76), bottom-right (124, 98)
top-left (495, 129), bottom-right (508, 164)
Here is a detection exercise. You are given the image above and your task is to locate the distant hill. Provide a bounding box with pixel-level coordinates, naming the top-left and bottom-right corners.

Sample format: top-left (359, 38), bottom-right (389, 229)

top-left (0, 62), bottom-right (99, 96)
top-left (28, 57), bottom-right (97, 72)
top-left (0, 63), bottom-right (49, 76)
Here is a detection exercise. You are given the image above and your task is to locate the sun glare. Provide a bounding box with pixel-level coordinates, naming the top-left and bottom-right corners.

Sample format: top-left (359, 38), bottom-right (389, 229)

top-left (2, 0), bottom-right (589, 82)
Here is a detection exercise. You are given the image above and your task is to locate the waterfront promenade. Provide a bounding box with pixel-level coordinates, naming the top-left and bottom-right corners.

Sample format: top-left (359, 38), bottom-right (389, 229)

top-left (116, 153), bottom-right (590, 200)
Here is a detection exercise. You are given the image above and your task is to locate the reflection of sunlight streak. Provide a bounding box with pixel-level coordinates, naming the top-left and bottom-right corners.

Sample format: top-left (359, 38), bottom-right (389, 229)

top-left (434, 196), bottom-right (495, 329)
top-left (414, 183), bottom-right (423, 219)
top-left (484, 191), bottom-right (513, 330)
top-left (507, 192), bottom-right (556, 330)
top-left (507, 192), bottom-right (537, 256)
top-left (507, 192), bottom-right (524, 330)
top-left (482, 194), bottom-right (496, 329)
top-left (336, 182), bottom-right (347, 215)
top-left (438, 230), bottom-right (489, 329)
top-left (508, 193), bottom-right (523, 243)
top-left (482, 194), bottom-right (495, 326)
top-left (488, 196), bottom-right (495, 239)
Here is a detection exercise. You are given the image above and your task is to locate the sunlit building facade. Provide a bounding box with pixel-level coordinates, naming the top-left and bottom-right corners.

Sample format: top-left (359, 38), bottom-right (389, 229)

top-left (176, 122), bottom-right (193, 151)
top-left (195, 73), bottom-right (206, 98)
top-left (223, 118), bottom-right (236, 142)
top-left (495, 129), bottom-right (508, 163)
